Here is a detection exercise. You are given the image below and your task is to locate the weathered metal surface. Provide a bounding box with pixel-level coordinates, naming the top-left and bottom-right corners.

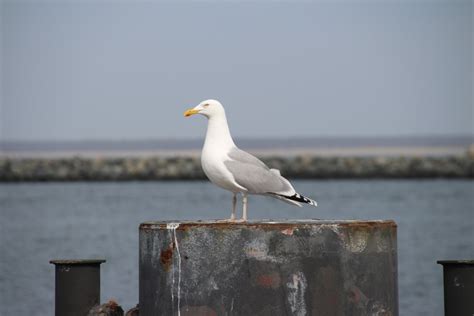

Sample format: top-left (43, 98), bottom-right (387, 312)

top-left (437, 260), bottom-right (474, 315)
top-left (125, 304), bottom-right (140, 316)
top-left (50, 259), bottom-right (106, 316)
top-left (88, 300), bottom-right (124, 316)
top-left (139, 220), bottom-right (398, 316)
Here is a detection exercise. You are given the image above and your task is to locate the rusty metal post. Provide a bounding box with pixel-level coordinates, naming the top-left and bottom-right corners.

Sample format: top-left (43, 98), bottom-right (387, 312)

top-left (139, 220), bottom-right (398, 315)
top-left (50, 259), bottom-right (106, 316)
top-left (437, 260), bottom-right (474, 315)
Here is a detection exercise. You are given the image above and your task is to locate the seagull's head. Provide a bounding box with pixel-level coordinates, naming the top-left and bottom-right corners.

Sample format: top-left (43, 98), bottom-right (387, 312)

top-left (184, 99), bottom-right (225, 119)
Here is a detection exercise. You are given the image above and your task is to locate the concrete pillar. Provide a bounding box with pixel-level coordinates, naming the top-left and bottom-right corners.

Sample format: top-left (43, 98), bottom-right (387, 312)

top-left (139, 220), bottom-right (398, 316)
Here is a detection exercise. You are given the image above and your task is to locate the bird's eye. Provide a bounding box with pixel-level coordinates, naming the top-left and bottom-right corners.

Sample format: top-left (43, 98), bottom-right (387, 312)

top-left (203, 103), bottom-right (210, 107)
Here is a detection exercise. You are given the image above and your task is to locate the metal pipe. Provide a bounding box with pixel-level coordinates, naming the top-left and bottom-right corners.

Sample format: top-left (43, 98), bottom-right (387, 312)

top-left (139, 220), bottom-right (398, 315)
top-left (437, 260), bottom-right (474, 315)
top-left (50, 259), bottom-right (106, 316)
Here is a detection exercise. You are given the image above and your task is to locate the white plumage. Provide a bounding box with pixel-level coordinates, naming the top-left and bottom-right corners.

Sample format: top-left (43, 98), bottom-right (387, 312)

top-left (184, 99), bottom-right (317, 221)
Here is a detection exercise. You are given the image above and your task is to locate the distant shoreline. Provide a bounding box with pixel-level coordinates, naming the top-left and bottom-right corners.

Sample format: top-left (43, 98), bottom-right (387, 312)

top-left (1, 152), bottom-right (472, 182)
top-left (2, 137), bottom-right (472, 181)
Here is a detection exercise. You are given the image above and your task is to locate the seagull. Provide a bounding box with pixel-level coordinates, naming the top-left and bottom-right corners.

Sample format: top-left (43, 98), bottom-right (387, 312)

top-left (184, 99), bottom-right (317, 221)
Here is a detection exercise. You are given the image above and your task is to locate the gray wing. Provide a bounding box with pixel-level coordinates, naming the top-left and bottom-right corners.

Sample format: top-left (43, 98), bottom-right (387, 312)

top-left (227, 147), bottom-right (268, 170)
top-left (225, 147), bottom-right (295, 195)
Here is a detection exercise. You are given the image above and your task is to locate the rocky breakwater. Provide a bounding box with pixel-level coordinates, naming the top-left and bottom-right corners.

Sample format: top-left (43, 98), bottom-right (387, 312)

top-left (0, 153), bottom-right (472, 181)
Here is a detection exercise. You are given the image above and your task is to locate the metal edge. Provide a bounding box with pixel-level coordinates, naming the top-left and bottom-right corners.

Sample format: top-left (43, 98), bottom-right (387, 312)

top-left (437, 260), bottom-right (474, 265)
top-left (50, 259), bottom-right (106, 265)
top-left (139, 219), bottom-right (397, 231)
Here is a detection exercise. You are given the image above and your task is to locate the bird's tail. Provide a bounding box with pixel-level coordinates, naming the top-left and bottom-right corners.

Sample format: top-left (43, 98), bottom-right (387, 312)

top-left (271, 193), bottom-right (318, 207)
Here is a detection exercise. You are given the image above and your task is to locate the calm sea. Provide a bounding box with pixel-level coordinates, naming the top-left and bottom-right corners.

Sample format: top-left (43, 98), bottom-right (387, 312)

top-left (1, 180), bottom-right (473, 315)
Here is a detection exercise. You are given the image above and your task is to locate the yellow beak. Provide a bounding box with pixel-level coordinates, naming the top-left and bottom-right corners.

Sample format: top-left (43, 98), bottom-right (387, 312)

top-left (184, 108), bottom-right (200, 117)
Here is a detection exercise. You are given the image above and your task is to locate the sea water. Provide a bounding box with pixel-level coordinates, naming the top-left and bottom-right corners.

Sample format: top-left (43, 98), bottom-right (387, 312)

top-left (0, 180), bottom-right (473, 315)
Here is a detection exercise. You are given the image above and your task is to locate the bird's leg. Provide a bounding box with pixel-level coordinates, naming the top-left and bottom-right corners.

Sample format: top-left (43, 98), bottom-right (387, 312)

top-left (230, 193), bottom-right (237, 221)
top-left (242, 193), bottom-right (248, 221)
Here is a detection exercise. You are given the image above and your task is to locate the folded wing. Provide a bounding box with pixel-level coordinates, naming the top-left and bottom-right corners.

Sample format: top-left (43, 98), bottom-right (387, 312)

top-left (225, 147), bottom-right (296, 196)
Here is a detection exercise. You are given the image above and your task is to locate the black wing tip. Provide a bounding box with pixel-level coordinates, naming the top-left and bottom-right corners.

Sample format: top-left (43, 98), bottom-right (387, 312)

top-left (276, 193), bottom-right (318, 207)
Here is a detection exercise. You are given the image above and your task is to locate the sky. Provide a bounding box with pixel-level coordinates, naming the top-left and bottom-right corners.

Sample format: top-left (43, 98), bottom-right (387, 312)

top-left (1, 0), bottom-right (472, 142)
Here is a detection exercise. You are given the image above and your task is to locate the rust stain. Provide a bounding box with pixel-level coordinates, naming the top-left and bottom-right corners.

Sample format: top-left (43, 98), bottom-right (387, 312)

top-left (281, 228), bottom-right (295, 235)
top-left (348, 285), bottom-right (368, 308)
top-left (256, 273), bottom-right (281, 289)
top-left (160, 242), bottom-right (175, 272)
top-left (106, 300), bottom-right (120, 311)
top-left (348, 287), bottom-right (361, 303)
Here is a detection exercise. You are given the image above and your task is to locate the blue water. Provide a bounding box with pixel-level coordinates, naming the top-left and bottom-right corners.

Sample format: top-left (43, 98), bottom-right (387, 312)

top-left (0, 180), bottom-right (473, 315)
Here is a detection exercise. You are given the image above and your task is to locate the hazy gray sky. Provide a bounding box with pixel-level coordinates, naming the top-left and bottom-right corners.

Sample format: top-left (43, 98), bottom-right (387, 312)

top-left (1, 0), bottom-right (472, 141)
